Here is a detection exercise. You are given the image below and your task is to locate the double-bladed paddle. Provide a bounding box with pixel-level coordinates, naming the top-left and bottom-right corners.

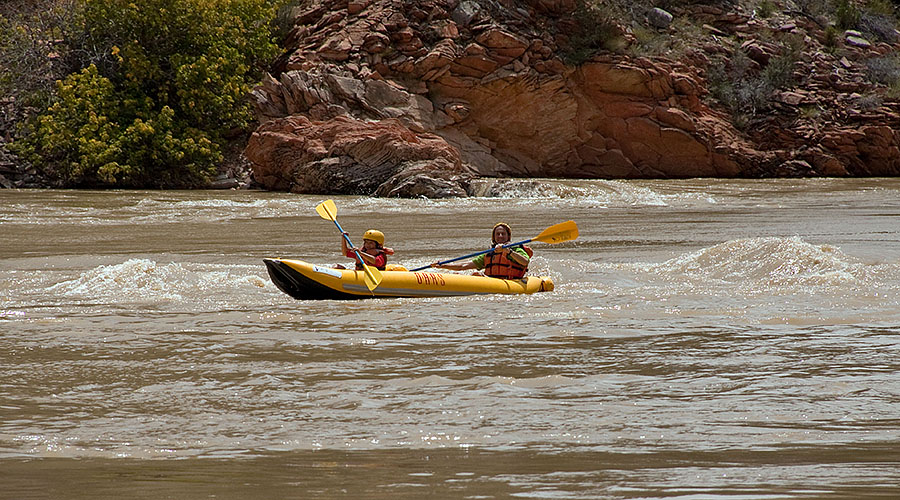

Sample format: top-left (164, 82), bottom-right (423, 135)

top-left (410, 220), bottom-right (579, 272)
top-left (315, 199), bottom-right (383, 291)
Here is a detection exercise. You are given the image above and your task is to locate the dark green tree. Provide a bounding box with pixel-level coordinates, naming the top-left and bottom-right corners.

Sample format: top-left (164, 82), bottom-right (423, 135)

top-left (13, 0), bottom-right (283, 188)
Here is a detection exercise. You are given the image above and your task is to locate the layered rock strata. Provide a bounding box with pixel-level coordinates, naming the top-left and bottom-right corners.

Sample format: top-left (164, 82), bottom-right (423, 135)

top-left (245, 0), bottom-right (900, 197)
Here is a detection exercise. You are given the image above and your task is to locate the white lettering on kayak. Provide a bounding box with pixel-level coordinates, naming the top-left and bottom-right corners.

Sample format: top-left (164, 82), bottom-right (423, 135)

top-left (312, 265), bottom-right (343, 279)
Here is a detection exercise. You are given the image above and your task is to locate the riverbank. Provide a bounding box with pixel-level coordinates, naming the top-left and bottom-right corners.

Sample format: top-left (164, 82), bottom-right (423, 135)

top-left (0, 136), bottom-right (259, 190)
top-left (4, 1), bottom-right (900, 195)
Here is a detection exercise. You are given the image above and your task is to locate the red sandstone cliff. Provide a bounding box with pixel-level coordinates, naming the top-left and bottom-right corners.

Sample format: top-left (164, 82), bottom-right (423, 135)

top-left (244, 0), bottom-right (900, 197)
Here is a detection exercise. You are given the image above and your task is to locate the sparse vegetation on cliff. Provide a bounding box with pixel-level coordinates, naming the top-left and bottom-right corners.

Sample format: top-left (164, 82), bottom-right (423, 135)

top-left (3, 0), bottom-right (285, 188)
top-left (707, 35), bottom-right (803, 129)
top-left (572, 0), bottom-right (900, 114)
top-left (560, 1), bottom-right (624, 65)
top-left (6, 0), bottom-right (900, 190)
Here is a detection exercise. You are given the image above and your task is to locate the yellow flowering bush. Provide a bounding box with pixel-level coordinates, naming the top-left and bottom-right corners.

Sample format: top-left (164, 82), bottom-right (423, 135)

top-left (15, 0), bottom-right (283, 188)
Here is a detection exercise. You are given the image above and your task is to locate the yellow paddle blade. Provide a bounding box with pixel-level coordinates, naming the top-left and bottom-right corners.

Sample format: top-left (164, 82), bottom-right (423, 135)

top-left (315, 199), bottom-right (337, 221)
top-left (534, 220), bottom-right (579, 244)
top-left (361, 264), bottom-right (383, 291)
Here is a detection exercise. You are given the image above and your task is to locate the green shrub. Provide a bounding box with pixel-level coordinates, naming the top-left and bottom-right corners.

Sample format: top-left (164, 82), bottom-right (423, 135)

top-left (866, 0), bottom-right (896, 16)
top-left (12, 64), bottom-right (221, 187)
top-left (561, 0), bottom-right (625, 65)
top-left (0, 1), bottom-right (78, 121)
top-left (866, 56), bottom-right (900, 85)
top-left (757, 0), bottom-right (777, 18)
top-left (707, 37), bottom-right (801, 129)
top-left (795, 0), bottom-right (828, 16)
top-left (824, 25), bottom-right (840, 49)
top-left (856, 93), bottom-right (884, 111)
top-left (13, 0), bottom-right (283, 188)
top-left (762, 35), bottom-right (802, 90)
top-left (836, 0), bottom-right (861, 29)
top-left (13, 65), bottom-right (121, 184)
top-left (860, 9), bottom-right (900, 43)
top-left (272, 1), bottom-right (306, 44)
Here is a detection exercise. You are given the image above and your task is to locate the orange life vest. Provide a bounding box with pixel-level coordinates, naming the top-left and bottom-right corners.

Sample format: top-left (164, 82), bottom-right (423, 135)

top-left (483, 245), bottom-right (533, 279)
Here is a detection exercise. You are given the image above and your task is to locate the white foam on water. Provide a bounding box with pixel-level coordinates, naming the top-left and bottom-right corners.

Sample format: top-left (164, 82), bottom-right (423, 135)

top-left (467, 178), bottom-right (718, 208)
top-left (648, 236), bottom-right (868, 286)
top-left (537, 237), bottom-right (900, 327)
top-left (48, 259), bottom-right (190, 302)
top-left (337, 179), bottom-right (719, 214)
top-left (2, 180), bottom-right (721, 227)
top-left (4, 195), bottom-right (324, 225)
top-left (128, 197), bottom-right (318, 222)
top-left (46, 258), bottom-right (273, 307)
top-left (608, 236), bottom-right (900, 303)
top-left (2, 204), bottom-right (110, 225)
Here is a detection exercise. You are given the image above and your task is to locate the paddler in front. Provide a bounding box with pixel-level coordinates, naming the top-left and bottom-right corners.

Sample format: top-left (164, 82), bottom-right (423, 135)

top-left (339, 229), bottom-right (392, 270)
top-left (433, 222), bottom-right (532, 279)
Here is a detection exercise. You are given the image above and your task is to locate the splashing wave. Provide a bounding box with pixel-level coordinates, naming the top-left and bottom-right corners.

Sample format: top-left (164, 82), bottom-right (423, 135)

top-left (627, 236), bottom-right (894, 294)
top-left (467, 178), bottom-right (717, 207)
top-left (47, 259), bottom-right (270, 305)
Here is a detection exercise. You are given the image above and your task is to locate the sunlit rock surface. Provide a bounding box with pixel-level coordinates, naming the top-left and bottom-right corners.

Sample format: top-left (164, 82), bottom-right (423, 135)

top-left (245, 0), bottom-right (900, 197)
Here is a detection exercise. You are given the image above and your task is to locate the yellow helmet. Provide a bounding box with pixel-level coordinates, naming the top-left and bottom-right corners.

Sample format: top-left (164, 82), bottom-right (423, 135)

top-left (362, 229), bottom-right (385, 245)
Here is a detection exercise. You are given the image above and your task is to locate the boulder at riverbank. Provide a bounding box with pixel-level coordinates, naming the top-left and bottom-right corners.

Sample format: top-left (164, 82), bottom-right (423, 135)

top-left (246, 114), bottom-right (472, 197)
top-left (244, 0), bottom-right (900, 197)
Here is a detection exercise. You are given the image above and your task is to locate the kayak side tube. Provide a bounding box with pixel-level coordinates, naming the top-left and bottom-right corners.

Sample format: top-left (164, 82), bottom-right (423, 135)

top-left (263, 258), bottom-right (554, 300)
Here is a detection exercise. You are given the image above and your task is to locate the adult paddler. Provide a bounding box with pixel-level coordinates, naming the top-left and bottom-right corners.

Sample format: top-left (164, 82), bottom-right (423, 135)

top-left (432, 223), bottom-right (532, 279)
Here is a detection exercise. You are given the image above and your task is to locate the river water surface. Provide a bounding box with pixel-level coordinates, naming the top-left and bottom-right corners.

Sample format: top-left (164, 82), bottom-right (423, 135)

top-left (2, 178), bottom-right (899, 498)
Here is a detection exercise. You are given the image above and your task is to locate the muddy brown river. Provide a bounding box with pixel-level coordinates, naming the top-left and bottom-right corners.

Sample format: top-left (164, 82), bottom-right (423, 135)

top-left (2, 178), bottom-right (899, 498)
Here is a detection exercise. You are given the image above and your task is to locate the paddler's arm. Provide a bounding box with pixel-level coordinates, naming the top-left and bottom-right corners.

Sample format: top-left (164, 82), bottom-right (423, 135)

top-left (345, 246), bottom-right (382, 267)
top-left (433, 261), bottom-right (477, 271)
top-left (485, 243), bottom-right (529, 267)
top-left (340, 232), bottom-right (350, 256)
top-left (506, 246), bottom-right (530, 267)
top-left (354, 250), bottom-right (379, 266)
top-left (341, 233), bottom-right (372, 266)
top-left (434, 252), bottom-right (485, 271)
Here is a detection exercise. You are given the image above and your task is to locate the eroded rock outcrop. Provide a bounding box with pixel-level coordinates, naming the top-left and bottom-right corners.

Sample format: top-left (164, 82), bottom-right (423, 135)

top-left (245, 114), bottom-right (472, 197)
top-left (245, 0), bottom-right (900, 197)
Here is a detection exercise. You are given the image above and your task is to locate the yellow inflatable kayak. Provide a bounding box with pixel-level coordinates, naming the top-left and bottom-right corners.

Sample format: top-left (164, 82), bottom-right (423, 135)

top-left (263, 258), bottom-right (554, 300)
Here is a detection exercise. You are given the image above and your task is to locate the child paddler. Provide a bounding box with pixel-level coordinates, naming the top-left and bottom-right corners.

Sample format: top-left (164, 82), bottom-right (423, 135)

top-left (339, 229), bottom-right (393, 270)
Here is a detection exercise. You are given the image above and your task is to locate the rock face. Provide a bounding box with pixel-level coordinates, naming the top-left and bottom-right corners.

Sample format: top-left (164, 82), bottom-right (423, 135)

top-left (245, 114), bottom-right (471, 197)
top-left (245, 0), bottom-right (900, 197)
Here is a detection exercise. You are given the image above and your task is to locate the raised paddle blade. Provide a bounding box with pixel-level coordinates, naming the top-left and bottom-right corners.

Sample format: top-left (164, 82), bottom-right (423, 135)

top-left (361, 263), bottom-right (383, 291)
top-left (315, 199), bottom-right (337, 221)
top-left (533, 220), bottom-right (579, 244)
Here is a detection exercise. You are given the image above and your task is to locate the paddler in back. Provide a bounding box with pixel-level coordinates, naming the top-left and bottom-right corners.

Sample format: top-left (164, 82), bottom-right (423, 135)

top-left (433, 222), bottom-right (532, 279)
top-left (338, 229), bottom-right (392, 270)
